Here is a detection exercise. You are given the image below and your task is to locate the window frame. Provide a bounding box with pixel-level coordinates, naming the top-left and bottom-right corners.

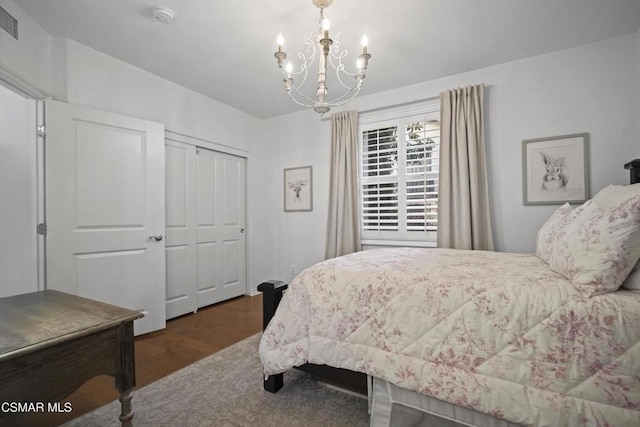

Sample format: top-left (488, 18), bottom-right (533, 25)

top-left (358, 100), bottom-right (440, 247)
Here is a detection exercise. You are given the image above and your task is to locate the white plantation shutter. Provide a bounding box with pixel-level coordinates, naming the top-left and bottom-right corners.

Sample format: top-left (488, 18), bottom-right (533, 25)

top-left (362, 127), bottom-right (399, 231)
top-left (359, 104), bottom-right (440, 244)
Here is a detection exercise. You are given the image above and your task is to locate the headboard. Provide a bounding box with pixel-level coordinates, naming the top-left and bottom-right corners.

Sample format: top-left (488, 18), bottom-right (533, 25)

top-left (624, 159), bottom-right (640, 184)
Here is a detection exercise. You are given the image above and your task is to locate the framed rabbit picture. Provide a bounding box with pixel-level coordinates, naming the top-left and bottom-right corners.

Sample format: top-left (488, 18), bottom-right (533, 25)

top-left (522, 133), bottom-right (589, 205)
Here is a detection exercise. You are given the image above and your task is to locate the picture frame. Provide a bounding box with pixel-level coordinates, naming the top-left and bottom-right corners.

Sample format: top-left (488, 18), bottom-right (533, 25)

top-left (284, 166), bottom-right (313, 212)
top-left (522, 133), bottom-right (589, 205)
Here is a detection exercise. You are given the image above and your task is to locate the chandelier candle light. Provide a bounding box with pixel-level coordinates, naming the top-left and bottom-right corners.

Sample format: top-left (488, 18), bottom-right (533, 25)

top-left (274, 0), bottom-right (371, 114)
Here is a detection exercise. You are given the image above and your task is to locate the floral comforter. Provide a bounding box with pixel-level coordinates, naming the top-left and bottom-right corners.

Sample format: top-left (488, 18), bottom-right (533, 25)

top-left (259, 248), bottom-right (640, 426)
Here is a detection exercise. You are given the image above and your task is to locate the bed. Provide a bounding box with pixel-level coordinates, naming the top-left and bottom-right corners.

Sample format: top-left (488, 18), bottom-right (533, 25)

top-left (259, 182), bottom-right (640, 426)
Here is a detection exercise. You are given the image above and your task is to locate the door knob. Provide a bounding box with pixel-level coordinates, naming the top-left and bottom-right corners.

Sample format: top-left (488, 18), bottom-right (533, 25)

top-left (149, 234), bottom-right (164, 242)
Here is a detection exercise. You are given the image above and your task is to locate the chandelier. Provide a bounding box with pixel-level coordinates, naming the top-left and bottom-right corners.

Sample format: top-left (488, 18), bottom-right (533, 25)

top-left (274, 0), bottom-right (371, 114)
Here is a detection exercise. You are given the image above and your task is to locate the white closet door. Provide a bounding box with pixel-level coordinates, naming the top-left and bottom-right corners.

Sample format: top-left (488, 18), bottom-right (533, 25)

top-left (45, 100), bottom-right (166, 335)
top-left (165, 140), bottom-right (198, 318)
top-left (196, 148), bottom-right (246, 308)
top-left (165, 142), bottom-right (247, 319)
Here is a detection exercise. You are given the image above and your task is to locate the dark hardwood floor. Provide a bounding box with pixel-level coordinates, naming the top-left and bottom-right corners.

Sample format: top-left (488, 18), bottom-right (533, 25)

top-left (2, 294), bottom-right (263, 427)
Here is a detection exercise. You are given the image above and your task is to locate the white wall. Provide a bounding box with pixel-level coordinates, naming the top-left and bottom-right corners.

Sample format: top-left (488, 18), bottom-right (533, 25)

top-left (261, 33), bottom-right (640, 282)
top-left (0, 84), bottom-right (38, 296)
top-left (637, 29), bottom-right (640, 156)
top-left (0, 0), bottom-right (50, 95)
top-left (50, 38), bottom-right (260, 152)
top-left (259, 112), bottom-right (332, 283)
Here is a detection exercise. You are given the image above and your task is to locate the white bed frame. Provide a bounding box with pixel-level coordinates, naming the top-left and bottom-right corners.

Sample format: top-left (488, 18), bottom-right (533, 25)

top-left (369, 377), bottom-right (522, 427)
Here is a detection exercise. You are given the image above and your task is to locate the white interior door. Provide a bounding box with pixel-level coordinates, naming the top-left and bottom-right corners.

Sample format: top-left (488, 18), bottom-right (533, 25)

top-left (165, 140), bottom-right (198, 318)
top-left (196, 148), bottom-right (246, 308)
top-left (0, 84), bottom-right (39, 297)
top-left (45, 100), bottom-right (166, 335)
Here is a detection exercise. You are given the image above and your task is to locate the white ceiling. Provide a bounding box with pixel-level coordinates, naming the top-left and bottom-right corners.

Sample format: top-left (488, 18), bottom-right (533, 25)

top-left (13, 0), bottom-right (640, 119)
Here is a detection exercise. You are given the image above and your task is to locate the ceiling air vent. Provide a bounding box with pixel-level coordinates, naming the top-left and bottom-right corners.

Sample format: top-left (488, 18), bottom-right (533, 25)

top-left (0, 6), bottom-right (18, 40)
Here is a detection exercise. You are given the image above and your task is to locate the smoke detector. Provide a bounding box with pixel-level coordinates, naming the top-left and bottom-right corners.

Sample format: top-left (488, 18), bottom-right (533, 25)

top-left (153, 7), bottom-right (175, 24)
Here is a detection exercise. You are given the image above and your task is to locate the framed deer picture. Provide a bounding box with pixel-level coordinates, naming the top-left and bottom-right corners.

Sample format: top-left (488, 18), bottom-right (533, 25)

top-left (522, 133), bottom-right (589, 205)
top-left (284, 166), bottom-right (313, 212)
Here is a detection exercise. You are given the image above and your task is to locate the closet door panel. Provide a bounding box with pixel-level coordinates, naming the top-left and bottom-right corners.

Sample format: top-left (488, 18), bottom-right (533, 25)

top-left (165, 141), bottom-right (197, 319)
top-left (196, 149), bottom-right (220, 307)
top-left (196, 148), bottom-right (246, 307)
top-left (223, 240), bottom-right (241, 285)
top-left (217, 154), bottom-right (246, 301)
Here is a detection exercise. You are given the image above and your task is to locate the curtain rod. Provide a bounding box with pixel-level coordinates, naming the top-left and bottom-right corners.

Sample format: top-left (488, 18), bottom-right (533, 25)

top-left (319, 84), bottom-right (490, 121)
top-left (320, 94), bottom-right (439, 121)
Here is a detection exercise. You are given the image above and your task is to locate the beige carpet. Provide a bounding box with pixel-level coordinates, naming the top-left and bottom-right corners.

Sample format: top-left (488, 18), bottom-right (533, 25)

top-left (64, 333), bottom-right (369, 426)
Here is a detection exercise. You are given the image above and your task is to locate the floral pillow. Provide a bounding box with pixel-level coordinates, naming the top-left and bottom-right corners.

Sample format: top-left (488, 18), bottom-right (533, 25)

top-left (535, 203), bottom-right (573, 259)
top-left (536, 188), bottom-right (640, 296)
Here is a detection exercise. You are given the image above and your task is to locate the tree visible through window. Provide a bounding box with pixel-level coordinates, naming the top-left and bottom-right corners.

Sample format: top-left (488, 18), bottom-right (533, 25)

top-left (360, 113), bottom-right (440, 244)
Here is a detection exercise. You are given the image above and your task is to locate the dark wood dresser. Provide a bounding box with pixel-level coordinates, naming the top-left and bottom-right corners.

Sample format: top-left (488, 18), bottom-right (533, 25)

top-left (0, 290), bottom-right (143, 426)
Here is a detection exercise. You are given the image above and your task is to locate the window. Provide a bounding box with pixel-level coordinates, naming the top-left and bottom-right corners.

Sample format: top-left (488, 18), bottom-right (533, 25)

top-left (360, 105), bottom-right (440, 246)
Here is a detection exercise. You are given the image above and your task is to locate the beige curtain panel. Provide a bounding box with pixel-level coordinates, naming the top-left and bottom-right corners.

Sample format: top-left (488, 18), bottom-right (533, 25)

top-left (325, 110), bottom-right (362, 259)
top-left (438, 84), bottom-right (494, 250)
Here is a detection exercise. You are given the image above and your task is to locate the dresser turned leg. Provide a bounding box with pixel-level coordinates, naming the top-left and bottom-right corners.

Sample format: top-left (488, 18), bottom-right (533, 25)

top-left (119, 390), bottom-right (134, 427)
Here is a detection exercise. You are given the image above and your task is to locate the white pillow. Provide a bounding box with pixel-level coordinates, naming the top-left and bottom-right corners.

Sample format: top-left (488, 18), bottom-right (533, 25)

top-left (537, 187), bottom-right (640, 296)
top-left (622, 261), bottom-right (640, 290)
top-left (592, 183), bottom-right (640, 209)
